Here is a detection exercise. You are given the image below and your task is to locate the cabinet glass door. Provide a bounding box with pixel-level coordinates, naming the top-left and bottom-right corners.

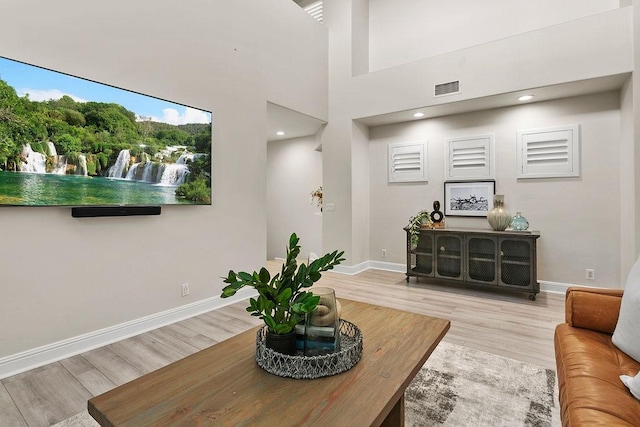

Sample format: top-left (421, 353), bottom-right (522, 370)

top-left (467, 236), bottom-right (497, 284)
top-left (412, 231), bottom-right (434, 276)
top-left (435, 235), bottom-right (462, 279)
top-left (499, 239), bottom-right (532, 287)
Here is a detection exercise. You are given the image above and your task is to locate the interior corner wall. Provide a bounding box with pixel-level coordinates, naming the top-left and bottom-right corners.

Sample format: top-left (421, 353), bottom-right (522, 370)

top-left (634, 0), bottom-right (640, 268)
top-left (322, 0), bottom-right (356, 265)
top-left (351, 0), bottom-right (369, 76)
top-left (368, 92), bottom-right (622, 288)
top-left (267, 137), bottom-right (323, 260)
top-left (620, 77), bottom-right (636, 277)
top-left (0, 0), bottom-right (327, 360)
top-left (368, 0), bottom-right (621, 72)
top-left (351, 121), bottom-right (370, 264)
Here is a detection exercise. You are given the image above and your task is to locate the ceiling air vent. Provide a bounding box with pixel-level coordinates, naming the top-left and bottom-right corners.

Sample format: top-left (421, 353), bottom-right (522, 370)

top-left (297, 0), bottom-right (323, 23)
top-left (434, 81), bottom-right (460, 97)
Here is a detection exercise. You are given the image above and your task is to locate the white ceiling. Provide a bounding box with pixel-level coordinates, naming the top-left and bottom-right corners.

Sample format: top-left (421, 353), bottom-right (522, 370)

top-left (355, 74), bottom-right (630, 127)
top-left (266, 73), bottom-right (629, 143)
top-left (293, 0), bottom-right (317, 8)
top-left (283, 1), bottom-right (629, 135)
top-left (267, 102), bottom-right (326, 142)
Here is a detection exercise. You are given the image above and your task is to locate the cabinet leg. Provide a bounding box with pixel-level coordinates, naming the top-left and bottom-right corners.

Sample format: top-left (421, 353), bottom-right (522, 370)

top-left (529, 293), bottom-right (536, 301)
top-left (405, 275), bottom-right (410, 283)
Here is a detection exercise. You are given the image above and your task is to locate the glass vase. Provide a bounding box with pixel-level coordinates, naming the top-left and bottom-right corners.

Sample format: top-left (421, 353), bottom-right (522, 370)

top-left (487, 195), bottom-right (511, 231)
top-left (305, 287), bottom-right (340, 356)
top-left (510, 212), bottom-right (529, 231)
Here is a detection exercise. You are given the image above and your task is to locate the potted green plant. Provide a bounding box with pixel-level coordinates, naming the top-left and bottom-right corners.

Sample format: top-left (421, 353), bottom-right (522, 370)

top-left (407, 209), bottom-right (433, 248)
top-left (221, 232), bottom-right (345, 354)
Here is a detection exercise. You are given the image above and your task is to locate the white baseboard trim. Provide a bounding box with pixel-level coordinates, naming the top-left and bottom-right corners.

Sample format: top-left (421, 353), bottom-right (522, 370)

top-left (0, 288), bottom-right (257, 381)
top-left (0, 261), bottom-right (572, 381)
top-left (333, 261), bottom-right (371, 275)
top-left (367, 260), bottom-right (406, 273)
top-left (538, 280), bottom-right (572, 295)
top-left (333, 260), bottom-right (571, 295)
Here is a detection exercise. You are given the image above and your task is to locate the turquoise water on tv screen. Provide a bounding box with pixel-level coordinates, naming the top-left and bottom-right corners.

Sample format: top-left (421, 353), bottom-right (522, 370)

top-left (0, 172), bottom-right (199, 206)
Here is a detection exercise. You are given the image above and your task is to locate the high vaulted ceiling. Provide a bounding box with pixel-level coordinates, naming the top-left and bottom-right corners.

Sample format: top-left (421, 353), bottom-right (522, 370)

top-left (267, 103), bottom-right (326, 142)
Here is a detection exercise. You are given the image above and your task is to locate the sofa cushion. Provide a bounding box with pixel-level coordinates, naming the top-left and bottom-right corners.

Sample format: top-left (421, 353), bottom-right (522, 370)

top-left (613, 256), bottom-right (640, 363)
top-left (620, 371), bottom-right (640, 400)
top-left (565, 287), bottom-right (622, 333)
top-left (555, 323), bottom-right (640, 426)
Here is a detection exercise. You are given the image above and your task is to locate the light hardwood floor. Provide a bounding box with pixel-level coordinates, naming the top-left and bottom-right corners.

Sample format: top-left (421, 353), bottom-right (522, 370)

top-left (0, 263), bottom-right (566, 427)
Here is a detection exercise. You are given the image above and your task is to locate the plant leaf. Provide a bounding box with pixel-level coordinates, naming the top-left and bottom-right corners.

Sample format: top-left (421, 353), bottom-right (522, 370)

top-left (258, 267), bottom-right (270, 284)
top-left (237, 271), bottom-right (254, 282)
top-left (277, 287), bottom-right (292, 304)
top-left (289, 232), bottom-right (299, 248)
top-left (264, 315), bottom-right (276, 331)
top-left (220, 285), bottom-right (237, 298)
top-left (274, 323), bottom-right (293, 334)
top-left (222, 270), bottom-right (237, 284)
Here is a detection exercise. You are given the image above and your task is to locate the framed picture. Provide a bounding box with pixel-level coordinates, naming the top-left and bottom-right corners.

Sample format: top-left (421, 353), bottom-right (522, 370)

top-left (444, 180), bottom-right (495, 217)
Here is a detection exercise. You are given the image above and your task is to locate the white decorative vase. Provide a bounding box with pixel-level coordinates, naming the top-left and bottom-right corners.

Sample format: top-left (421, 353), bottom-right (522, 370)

top-left (487, 195), bottom-right (511, 231)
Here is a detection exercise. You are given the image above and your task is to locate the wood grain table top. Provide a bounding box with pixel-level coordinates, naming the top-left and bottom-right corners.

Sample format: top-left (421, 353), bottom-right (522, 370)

top-left (88, 299), bottom-right (450, 426)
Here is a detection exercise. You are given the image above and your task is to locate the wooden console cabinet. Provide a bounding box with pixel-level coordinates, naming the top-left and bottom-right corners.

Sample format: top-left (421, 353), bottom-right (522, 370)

top-left (405, 227), bottom-right (540, 300)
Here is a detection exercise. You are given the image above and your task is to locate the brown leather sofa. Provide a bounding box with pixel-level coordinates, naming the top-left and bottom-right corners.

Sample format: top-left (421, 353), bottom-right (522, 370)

top-left (554, 287), bottom-right (640, 426)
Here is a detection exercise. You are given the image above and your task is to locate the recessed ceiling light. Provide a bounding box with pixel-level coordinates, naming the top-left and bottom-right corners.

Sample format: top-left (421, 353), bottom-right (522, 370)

top-left (276, 131), bottom-right (285, 136)
top-left (518, 95), bottom-right (534, 101)
top-left (413, 112), bottom-right (425, 118)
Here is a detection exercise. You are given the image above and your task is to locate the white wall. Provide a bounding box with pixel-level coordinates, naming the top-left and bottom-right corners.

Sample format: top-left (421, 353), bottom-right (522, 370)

top-left (369, 92), bottom-right (622, 286)
top-left (620, 77), bottom-right (636, 277)
top-left (351, 121), bottom-right (371, 263)
top-left (2, 0), bottom-right (636, 366)
top-left (631, 0), bottom-right (640, 276)
top-left (369, 0), bottom-right (621, 72)
top-left (322, 0), bottom-right (359, 264)
top-left (322, 0), bottom-right (633, 275)
top-left (267, 137), bottom-right (323, 260)
top-left (0, 0), bottom-right (327, 359)
top-left (351, 7), bottom-right (632, 119)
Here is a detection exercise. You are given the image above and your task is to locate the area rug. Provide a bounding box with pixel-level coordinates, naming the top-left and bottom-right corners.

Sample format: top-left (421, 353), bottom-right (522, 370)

top-left (53, 342), bottom-right (559, 427)
top-left (51, 411), bottom-right (98, 427)
top-left (406, 341), bottom-right (560, 427)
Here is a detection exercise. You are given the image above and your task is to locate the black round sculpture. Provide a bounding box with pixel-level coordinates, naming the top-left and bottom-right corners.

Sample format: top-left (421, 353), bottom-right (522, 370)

top-left (430, 200), bottom-right (443, 223)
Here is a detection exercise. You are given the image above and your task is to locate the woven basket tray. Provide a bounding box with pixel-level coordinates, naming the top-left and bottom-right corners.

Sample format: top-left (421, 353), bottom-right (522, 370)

top-left (255, 319), bottom-right (363, 379)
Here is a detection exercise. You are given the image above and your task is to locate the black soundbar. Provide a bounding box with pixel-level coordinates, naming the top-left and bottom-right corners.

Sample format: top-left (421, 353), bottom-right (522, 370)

top-left (71, 206), bottom-right (161, 218)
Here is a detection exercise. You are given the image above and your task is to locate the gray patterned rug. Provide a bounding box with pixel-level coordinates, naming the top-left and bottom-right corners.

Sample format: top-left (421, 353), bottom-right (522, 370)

top-left (406, 341), bottom-right (560, 427)
top-left (53, 341), bottom-right (559, 427)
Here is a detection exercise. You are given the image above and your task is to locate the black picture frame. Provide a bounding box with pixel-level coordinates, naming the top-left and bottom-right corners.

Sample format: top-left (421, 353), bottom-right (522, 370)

top-left (444, 180), bottom-right (495, 217)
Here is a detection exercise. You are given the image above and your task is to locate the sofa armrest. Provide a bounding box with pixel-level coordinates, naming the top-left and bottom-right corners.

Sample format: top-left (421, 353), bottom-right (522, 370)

top-left (565, 287), bottom-right (623, 334)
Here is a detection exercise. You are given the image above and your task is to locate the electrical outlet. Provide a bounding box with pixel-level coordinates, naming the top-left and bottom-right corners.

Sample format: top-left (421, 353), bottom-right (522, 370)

top-left (181, 283), bottom-right (190, 296)
top-left (382, 249), bottom-right (387, 257)
top-left (586, 269), bottom-right (595, 280)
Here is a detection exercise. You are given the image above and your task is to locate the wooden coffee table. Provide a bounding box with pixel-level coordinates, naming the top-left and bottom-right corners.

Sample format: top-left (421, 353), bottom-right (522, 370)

top-left (88, 299), bottom-right (450, 426)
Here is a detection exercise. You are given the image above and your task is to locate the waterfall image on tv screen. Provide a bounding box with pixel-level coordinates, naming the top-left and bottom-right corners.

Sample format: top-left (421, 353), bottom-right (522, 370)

top-left (0, 56), bottom-right (212, 206)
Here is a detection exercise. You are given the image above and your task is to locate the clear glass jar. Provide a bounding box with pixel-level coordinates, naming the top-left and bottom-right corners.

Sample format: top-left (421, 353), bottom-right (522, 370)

top-left (305, 287), bottom-right (340, 355)
top-left (510, 211), bottom-right (529, 231)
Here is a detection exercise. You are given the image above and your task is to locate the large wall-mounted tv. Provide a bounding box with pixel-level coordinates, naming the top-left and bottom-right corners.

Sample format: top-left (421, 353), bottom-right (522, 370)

top-left (0, 56), bottom-right (212, 207)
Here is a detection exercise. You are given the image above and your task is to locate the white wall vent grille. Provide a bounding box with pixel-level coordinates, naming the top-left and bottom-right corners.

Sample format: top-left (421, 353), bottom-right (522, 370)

top-left (434, 81), bottom-right (460, 97)
top-left (517, 125), bottom-right (580, 179)
top-left (446, 134), bottom-right (495, 180)
top-left (303, 1), bottom-right (323, 23)
top-left (388, 141), bottom-right (428, 183)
